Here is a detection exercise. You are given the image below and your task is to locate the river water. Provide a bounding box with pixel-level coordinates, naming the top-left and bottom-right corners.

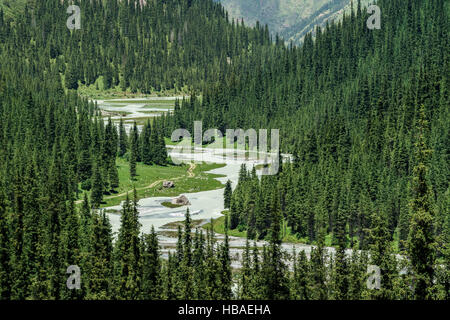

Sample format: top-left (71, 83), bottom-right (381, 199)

top-left (96, 98), bottom-right (340, 267)
top-left (96, 98), bottom-right (273, 234)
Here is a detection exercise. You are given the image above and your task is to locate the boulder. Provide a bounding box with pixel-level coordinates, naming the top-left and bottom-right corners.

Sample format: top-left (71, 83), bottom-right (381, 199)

top-left (171, 195), bottom-right (190, 206)
top-left (163, 181), bottom-right (175, 188)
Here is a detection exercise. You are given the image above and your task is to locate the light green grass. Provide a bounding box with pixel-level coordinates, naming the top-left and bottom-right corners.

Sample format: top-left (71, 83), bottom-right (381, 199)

top-left (255, 163), bottom-right (271, 170)
top-left (160, 219), bottom-right (205, 230)
top-left (94, 158), bottom-right (225, 207)
top-left (77, 76), bottom-right (189, 100)
top-left (202, 214), bottom-right (248, 238)
top-left (142, 102), bottom-right (176, 108)
top-left (102, 110), bottom-right (133, 116)
top-left (103, 99), bottom-right (176, 104)
top-left (161, 201), bottom-right (184, 208)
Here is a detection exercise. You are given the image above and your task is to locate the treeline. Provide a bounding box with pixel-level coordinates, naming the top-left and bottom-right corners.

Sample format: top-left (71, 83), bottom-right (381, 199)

top-left (23, 0), bottom-right (271, 93)
top-left (0, 187), bottom-right (234, 300)
top-left (0, 0), bottom-right (267, 300)
top-left (125, 118), bottom-right (169, 181)
top-left (3, 184), bottom-right (446, 300)
top-left (168, 0), bottom-right (449, 255)
top-left (0, 0), bottom-right (448, 300)
top-left (166, 0), bottom-right (449, 299)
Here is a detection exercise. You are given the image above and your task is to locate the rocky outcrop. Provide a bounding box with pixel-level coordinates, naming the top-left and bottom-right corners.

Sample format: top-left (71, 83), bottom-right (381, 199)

top-left (171, 195), bottom-right (190, 206)
top-left (163, 181), bottom-right (175, 188)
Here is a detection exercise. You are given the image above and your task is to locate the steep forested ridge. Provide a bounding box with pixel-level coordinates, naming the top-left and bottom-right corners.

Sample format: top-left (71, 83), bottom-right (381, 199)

top-left (218, 0), bottom-right (376, 44)
top-left (168, 0), bottom-right (449, 299)
top-left (0, 0), bottom-right (448, 300)
top-left (0, 0), bottom-right (269, 300)
top-left (169, 0), bottom-right (449, 251)
top-left (28, 0), bottom-right (269, 93)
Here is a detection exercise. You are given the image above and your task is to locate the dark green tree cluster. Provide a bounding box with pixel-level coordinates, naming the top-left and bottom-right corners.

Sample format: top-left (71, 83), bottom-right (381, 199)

top-left (0, 0), bottom-right (448, 301)
top-left (126, 118), bottom-right (168, 180)
top-left (90, 117), bottom-right (120, 208)
top-left (27, 0), bottom-right (269, 93)
top-left (162, 210), bottom-right (232, 299)
top-left (164, 0), bottom-right (449, 299)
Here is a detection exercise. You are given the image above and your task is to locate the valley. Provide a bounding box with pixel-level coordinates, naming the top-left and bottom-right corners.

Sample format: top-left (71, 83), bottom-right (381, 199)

top-left (0, 0), bottom-right (447, 302)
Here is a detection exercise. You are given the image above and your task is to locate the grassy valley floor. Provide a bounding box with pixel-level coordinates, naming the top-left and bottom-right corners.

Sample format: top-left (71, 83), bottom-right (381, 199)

top-left (77, 157), bottom-right (226, 208)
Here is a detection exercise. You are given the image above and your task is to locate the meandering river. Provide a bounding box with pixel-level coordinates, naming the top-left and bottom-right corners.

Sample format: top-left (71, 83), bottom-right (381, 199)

top-left (96, 98), bottom-right (342, 268)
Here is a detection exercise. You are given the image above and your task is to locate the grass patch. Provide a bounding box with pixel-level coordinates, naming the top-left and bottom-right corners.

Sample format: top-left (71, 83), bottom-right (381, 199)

top-left (87, 158), bottom-right (225, 208)
top-left (101, 110), bottom-right (133, 117)
top-left (161, 201), bottom-right (184, 209)
top-left (202, 213), bottom-right (248, 238)
top-left (142, 104), bottom-right (175, 109)
top-left (160, 219), bottom-right (205, 230)
top-left (255, 163), bottom-right (271, 170)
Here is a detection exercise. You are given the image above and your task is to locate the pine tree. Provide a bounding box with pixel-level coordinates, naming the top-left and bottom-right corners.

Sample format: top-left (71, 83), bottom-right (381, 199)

top-left (368, 211), bottom-right (397, 300)
top-left (218, 214), bottom-right (232, 299)
top-left (178, 208), bottom-right (194, 299)
top-left (87, 211), bottom-right (113, 300)
top-left (407, 105), bottom-right (436, 300)
top-left (239, 239), bottom-right (253, 299)
top-left (224, 180), bottom-right (232, 209)
top-left (291, 249), bottom-right (310, 300)
top-left (141, 226), bottom-right (161, 300)
top-left (118, 118), bottom-right (128, 157)
top-left (91, 160), bottom-right (104, 208)
top-left (59, 199), bottom-right (83, 300)
top-left (114, 190), bottom-right (142, 299)
top-left (192, 228), bottom-right (206, 299)
top-left (65, 61), bottom-right (79, 90)
top-left (264, 192), bottom-right (289, 299)
top-left (333, 206), bottom-right (349, 300)
top-left (0, 178), bottom-right (11, 299)
top-left (129, 122), bottom-right (138, 180)
top-left (141, 120), bottom-right (152, 165)
top-left (310, 228), bottom-right (328, 300)
top-left (108, 158), bottom-right (119, 192)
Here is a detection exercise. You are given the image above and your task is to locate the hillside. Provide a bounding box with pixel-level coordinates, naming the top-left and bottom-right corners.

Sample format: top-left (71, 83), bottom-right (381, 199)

top-left (0, 0), bottom-right (28, 18)
top-left (0, 0), bottom-right (448, 301)
top-left (219, 0), bottom-right (372, 43)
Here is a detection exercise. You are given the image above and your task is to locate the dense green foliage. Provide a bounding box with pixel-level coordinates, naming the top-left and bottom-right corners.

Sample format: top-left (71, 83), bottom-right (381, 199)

top-left (0, 0), bottom-right (448, 300)
top-left (29, 0), bottom-right (265, 93)
top-left (177, 0), bottom-right (449, 253)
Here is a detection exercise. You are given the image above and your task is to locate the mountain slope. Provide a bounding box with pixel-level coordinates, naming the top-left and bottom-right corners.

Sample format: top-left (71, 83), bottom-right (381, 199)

top-left (219, 0), bottom-right (372, 43)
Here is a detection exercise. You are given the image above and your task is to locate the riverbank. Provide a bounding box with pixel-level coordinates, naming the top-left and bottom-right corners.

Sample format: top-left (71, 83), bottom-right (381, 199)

top-left (78, 158), bottom-right (226, 208)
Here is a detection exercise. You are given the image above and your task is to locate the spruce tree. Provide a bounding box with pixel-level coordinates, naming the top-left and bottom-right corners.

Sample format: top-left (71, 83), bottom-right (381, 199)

top-left (118, 118), bottom-right (128, 157)
top-left (91, 161), bottom-right (104, 209)
top-left (129, 122), bottom-right (138, 180)
top-left (224, 180), bottom-right (232, 209)
top-left (114, 190), bottom-right (142, 299)
top-left (141, 226), bottom-right (161, 300)
top-left (407, 105), bottom-right (436, 300)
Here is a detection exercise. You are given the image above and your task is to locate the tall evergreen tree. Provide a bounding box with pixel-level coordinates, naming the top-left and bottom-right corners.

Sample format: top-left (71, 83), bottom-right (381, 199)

top-left (407, 105), bottom-right (436, 300)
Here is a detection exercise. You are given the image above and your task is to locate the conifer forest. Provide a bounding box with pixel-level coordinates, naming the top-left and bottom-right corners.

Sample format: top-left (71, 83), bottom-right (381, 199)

top-left (0, 0), bottom-right (448, 303)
